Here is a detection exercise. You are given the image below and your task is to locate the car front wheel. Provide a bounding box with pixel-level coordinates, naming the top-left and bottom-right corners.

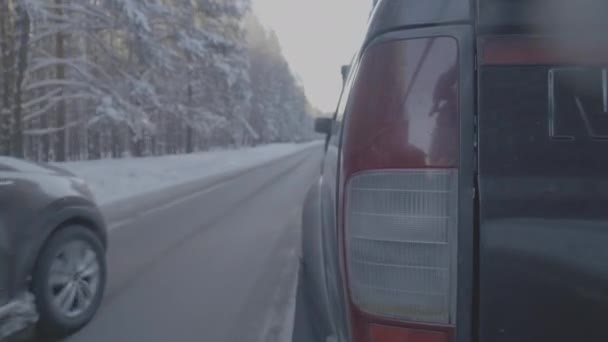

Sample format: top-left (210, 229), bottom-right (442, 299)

top-left (32, 225), bottom-right (107, 337)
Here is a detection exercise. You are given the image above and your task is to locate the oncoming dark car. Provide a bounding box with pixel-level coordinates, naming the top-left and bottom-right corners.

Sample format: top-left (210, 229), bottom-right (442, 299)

top-left (0, 157), bottom-right (107, 339)
top-left (295, 1), bottom-right (608, 342)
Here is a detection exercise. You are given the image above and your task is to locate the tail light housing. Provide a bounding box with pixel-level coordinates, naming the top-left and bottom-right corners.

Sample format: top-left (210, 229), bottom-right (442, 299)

top-left (340, 36), bottom-right (459, 342)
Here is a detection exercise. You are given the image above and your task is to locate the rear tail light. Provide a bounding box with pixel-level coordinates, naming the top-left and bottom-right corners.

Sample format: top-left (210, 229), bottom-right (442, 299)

top-left (339, 36), bottom-right (459, 342)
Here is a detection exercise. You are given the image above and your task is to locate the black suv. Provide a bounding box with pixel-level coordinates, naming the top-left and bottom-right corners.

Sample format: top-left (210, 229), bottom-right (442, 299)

top-left (295, 1), bottom-right (608, 342)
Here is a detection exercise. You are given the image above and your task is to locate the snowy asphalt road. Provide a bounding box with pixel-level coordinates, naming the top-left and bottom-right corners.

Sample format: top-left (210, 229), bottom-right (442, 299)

top-left (34, 146), bottom-right (322, 342)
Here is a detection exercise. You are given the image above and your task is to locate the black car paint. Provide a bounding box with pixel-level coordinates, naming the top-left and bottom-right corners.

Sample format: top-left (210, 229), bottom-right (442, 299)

top-left (365, 0), bottom-right (471, 42)
top-left (477, 65), bottom-right (608, 342)
top-left (296, 145), bottom-right (346, 342)
top-left (294, 40), bottom-right (359, 340)
top-left (300, 179), bottom-right (333, 338)
top-left (295, 1), bottom-right (608, 341)
top-left (0, 158), bottom-right (106, 308)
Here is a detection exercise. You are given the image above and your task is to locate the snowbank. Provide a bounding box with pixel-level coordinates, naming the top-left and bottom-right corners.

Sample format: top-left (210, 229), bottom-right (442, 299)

top-left (58, 142), bottom-right (318, 205)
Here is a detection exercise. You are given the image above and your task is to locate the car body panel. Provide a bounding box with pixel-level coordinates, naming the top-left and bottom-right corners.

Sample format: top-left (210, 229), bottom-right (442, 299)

top-left (477, 60), bottom-right (608, 342)
top-left (300, 178), bottom-right (333, 337)
top-left (295, 49), bottom-right (357, 341)
top-left (296, 146), bottom-right (347, 342)
top-left (477, 0), bottom-right (608, 34)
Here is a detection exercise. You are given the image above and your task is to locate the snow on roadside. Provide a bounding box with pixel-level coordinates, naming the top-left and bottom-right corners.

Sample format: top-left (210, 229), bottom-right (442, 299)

top-left (57, 142), bottom-right (319, 205)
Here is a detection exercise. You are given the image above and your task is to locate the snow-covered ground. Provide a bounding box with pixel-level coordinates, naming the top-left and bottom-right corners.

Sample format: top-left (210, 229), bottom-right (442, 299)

top-left (58, 142), bottom-right (318, 205)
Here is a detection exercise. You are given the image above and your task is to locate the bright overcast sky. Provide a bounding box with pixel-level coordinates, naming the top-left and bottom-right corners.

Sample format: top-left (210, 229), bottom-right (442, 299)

top-left (252, 0), bottom-right (372, 113)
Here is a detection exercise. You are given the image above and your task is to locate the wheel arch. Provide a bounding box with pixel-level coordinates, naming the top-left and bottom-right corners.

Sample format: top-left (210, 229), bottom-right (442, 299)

top-left (11, 200), bottom-right (107, 295)
top-left (301, 176), bottom-right (336, 337)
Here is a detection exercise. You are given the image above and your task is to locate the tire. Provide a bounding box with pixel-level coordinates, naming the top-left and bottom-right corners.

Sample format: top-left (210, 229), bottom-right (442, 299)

top-left (31, 226), bottom-right (107, 338)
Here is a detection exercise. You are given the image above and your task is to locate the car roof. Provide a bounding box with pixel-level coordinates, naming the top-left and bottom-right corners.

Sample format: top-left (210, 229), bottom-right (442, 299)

top-left (366, 0), bottom-right (471, 44)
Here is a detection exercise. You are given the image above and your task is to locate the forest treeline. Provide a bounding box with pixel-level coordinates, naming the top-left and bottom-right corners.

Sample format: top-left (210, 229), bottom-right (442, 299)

top-left (0, 0), bottom-right (317, 161)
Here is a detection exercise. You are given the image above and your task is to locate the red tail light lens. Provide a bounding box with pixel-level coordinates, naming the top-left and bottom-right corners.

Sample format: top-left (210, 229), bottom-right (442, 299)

top-left (370, 324), bottom-right (449, 342)
top-left (340, 36), bottom-right (459, 341)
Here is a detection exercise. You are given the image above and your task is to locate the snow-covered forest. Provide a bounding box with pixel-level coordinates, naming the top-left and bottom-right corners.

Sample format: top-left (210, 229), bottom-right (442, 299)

top-left (0, 0), bottom-right (317, 162)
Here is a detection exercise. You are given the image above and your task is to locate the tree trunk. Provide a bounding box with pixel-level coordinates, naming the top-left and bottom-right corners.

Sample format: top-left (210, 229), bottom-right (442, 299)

top-left (111, 124), bottom-right (119, 158)
top-left (0, 1), bottom-right (14, 155)
top-left (185, 73), bottom-right (194, 153)
top-left (40, 115), bottom-right (49, 161)
top-left (131, 129), bottom-right (143, 157)
top-left (88, 127), bottom-right (100, 160)
top-left (54, 0), bottom-right (67, 161)
top-left (11, 4), bottom-right (30, 158)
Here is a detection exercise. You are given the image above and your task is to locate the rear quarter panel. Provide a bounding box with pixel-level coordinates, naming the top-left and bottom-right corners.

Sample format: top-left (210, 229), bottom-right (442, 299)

top-left (300, 143), bottom-right (347, 340)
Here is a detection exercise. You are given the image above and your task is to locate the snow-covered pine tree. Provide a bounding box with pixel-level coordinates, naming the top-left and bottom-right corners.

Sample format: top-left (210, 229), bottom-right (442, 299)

top-left (0, 0), bottom-right (314, 161)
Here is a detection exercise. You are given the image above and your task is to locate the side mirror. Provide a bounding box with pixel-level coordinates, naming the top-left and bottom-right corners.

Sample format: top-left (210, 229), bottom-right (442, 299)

top-left (341, 65), bottom-right (351, 84)
top-left (314, 117), bottom-right (333, 135)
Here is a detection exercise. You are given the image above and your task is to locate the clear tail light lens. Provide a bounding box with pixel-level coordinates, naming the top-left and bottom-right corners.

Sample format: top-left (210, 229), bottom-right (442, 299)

top-left (346, 170), bottom-right (458, 324)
